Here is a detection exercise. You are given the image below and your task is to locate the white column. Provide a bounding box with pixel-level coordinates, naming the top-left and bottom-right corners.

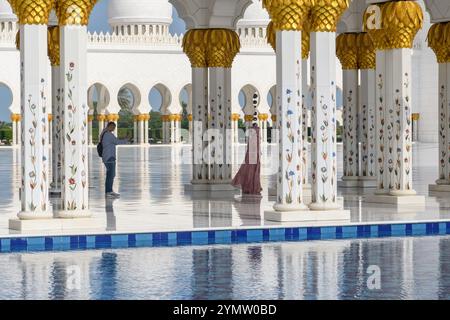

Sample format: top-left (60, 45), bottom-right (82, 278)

top-left (209, 67), bottom-right (232, 184)
top-left (170, 119), bottom-right (175, 144)
top-left (18, 24), bottom-right (51, 219)
top-left (98, 116), bottom-right (104, 138)
top-left (48, 116), bottom-right (52, 145)
top-left (302, 58), bottom-right (309, 186)
top-left (310, 32), bottom-right (339, 210)
top-left (273, 30), bottom-right (307, 211)
top-left (192, 67), bottom-right (209, 184)
top-left (139, 119), bottom-right (145, 144)
top-left (87, 117), bottom-right (93, 145)
top-left (436, 63), bottom-right (450, 184)
top-left (133, 119), bottom-right (138, 145)
top-left (375, 50), bottom-right (388, 194)
top-left (12, 120), bottom-right (17, 146)
top-left (144, 118), bottom-right (149, 144)
top-left (385, 48), bottom-right (416, 196)
top-left (50, 66), bottom-right (62, 194)
top-left (342, 69), bottom-right (359, 179)
top-left (59, 25), bottom-right (89, 216)
top-left (16, 119), bottom-right (21, 147)
top-left (360, 69), bottom-right (377, 178)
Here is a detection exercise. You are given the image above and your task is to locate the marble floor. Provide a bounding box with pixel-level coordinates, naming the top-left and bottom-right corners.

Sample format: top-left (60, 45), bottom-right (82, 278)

top-left (0, 143), bottom-right (449, 237)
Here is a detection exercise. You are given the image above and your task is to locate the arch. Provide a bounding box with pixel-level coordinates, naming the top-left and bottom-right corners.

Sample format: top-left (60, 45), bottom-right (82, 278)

top-left (0, 82), bottom-right (14, 115)
top-left (88, 83), bottom-right (110, 113)
top-left (239, 84), bottom-right (260, 115)
top-left (117, 83), bottom-right (142, 111)
top-left (179, 84), bottom-right (192, 115)
top-left (149, 83), bottom-right (172, 114)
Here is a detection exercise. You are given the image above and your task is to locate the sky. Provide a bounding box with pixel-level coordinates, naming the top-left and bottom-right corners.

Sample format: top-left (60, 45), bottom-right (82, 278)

top-left (0, 0), bottom-right (187, 121)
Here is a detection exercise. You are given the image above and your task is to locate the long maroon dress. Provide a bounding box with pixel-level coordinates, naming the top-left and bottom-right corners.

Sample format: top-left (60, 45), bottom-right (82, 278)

top-left (232, 127), bottom-right (262, 195)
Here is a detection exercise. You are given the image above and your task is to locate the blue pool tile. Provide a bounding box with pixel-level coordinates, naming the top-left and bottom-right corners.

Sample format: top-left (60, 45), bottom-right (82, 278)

top-left (412, 223), bottom-right (427, 236)
top-left (236, 230), bottom-right (247, 243)
top-left (307, 227), bottom-right (321, 240)
top-left (208, 231), bottom-right (215, 245)
top-left (320, 227), bottom-right (336, 240)
top-left (378, 224), bottom-right (391, 237)
top-left (95, 235), bottom-right (112, 249)
top-left (269, 228), bottom-right (285, 241)
top-left (192, 232), bottom-right (209, 245)
top-left (247, 229), bottom-right (263, 242)
top-left (369, 225), bottom-right (378, 238)
top-left (11, 238), bottom-right (27, 251)
top-left (342, 226), bottom-right (357, 239)
top-left (167, 233), bottom-right (177, 246)
top-left (439, 223), bottom-right (447, 235)
top-left (0, 238), bottom-right (10, 252)
top-left (27, 237), bottom-right (45, 251)
top-left (298, 228), bottom-right (308, 240)
top-left (111, 235), bottom-right (129, 248)
top-left (405, 224), bottom-right (413, 236)
top-left (135, 233), bottom-right (152, 247)
top-left (426, 223), bottom-right (439, 235)
top-left (391, 224), bottom-right (406, 236)
top-left (177, 232), bottom-right (192, 245)
top-left (214, 231), bottom-right (232, 244)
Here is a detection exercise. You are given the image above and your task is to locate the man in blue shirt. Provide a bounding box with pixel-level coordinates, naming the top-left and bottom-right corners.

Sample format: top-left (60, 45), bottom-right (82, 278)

top-left (101, 122), bottom-right (120, 198)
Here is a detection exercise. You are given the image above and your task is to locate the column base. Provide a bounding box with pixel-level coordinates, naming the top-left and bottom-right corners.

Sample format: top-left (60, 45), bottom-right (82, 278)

top-left (265, 209), bottom-right (350, 222)
top-left (9, 217), bottom-right (100, 232)
top-left (364, 194), bottom-right (425, 207)
top-left (55, 210), bottom-right (92, 219)
top-left (185, 183), bottom-right (210, 192)
top-left (429, 184), bottom-right (450, 193)
top-left (17, 211), bottom-right (53, 220)
top-left (338, 176), bottom-right (377, 188)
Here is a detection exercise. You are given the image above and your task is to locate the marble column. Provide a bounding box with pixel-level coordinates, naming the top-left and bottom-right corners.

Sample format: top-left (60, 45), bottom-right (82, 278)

top-left (170, 115), bottom-right (175, 144)
top-left (309, 1), bottom-right (348, 211)
top-left (133, 116), bottom-right (138, 144)
top-left (13, 0), bottom-right (53, 219)
top-left (301, 21), bottom-right (311, 188)
top-left (358, 33), bottom-right (377, 184)
top-left (57, 0), bottom-right (96, 217)
top-left (205, 28), bottom-right (240, 190)
top-left (11, 115), bottom-right (17, 145)
top-left (144, 114), bottom-right (150, 144)
top-left (428, 22), bottom-right (450, 192)
top-left (97, 114), bottom-right (105, 138)
top-left (336, 33), bottom-right (360, 184)
top-left (183, 29), bottom-right (209, 188)
top-left (365, 0), bottom-right (424, 204)
top-left (48, 114), bottom-right (53, 146)
top-left (187, 114), bottom-right (193, 144)
top-left (87, 115), bottom-right (94, 145)
top-left (231, 113), bottom-right (240, 144)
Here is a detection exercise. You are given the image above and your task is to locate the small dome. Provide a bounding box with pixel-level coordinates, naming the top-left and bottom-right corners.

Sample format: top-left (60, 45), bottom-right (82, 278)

top-left (108, 0), bottom-right (173, 26)
top-left (237, 0), bottom-right (270, 27)
top-left (0, 0), bottom-right (17, 22)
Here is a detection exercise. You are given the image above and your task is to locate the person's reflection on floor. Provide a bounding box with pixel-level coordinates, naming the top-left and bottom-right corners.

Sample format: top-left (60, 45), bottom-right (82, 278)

top-left (233, 194), bottom-right (262, 226)
top-left (105, 198), bottom-right (117, 231)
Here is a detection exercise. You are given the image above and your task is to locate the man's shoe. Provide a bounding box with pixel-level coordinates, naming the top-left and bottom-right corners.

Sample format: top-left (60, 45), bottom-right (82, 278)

top-left (110, 192), bottom-right (121, 198)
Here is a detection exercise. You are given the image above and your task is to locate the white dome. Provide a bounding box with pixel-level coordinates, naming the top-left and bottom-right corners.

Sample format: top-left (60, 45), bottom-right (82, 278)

top-left (237, 0), bottom-right (269, 27)
top-left (108, 0), bottom-right (173, 26)
top-left (0, 0), bottom-right (17, 22)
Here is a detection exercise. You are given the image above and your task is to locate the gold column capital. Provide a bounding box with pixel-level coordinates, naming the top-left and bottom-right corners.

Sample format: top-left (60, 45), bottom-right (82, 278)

top-left (106, 114), bottom-right (119, 122)
top-left (204, 28), bottom-right (240, 68)
top-left (357, 32), bottom-right (376, 70)
top-left (48, 26), bottom-right (60, 66)
top-left (428, 22), bottom-right (450, 63)
top-left (382, 0), bottom-right (423, 50)
top-left (97, 114), bottom-right (106, 121)
top-left (9, 0), bottom-right (54, 25)
top-left (336, 33), bottom-right (359, 70)
top-left (87, 115), bottom-right (94, 122)
top-left (231, 113), bottom-right (240, 121)
top-left (10, 113), bottom-right (21, 122)
top-left (271, 115), bottom-right (277, 122)
top-left (263, 0), bottom-right (312, 31)
top-left (183, 29), bottom-right (207, 68)
top-left (258, 113), bottom-right (269, 121)
top-left (48, 114), bottom-right (53, 122)
top-left (244, 115), bottom-right (254, 122)
top-left (266, 21), bottom-right (276, 52)
top-left (310, 0), bottom-right (349, 32)
top-left (187, 114), bottom-right (193, 121)
top-left (55, 0), bottom-right (97, 26)
top-left (302, 18), bottom-right (311, 59)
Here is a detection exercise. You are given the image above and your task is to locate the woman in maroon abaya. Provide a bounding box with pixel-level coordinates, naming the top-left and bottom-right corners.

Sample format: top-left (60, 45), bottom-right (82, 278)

top-left (232, 121), bottom-right (262, 195)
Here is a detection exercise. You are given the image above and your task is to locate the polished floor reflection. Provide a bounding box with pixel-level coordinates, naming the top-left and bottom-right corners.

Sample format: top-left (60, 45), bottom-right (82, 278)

top-left (0, 235), bottom-right (449, 299)
top-left (0, 143), bottom-right (448, 236)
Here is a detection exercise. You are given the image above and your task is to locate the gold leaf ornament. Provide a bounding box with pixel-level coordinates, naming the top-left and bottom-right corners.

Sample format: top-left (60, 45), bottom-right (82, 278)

top-left (263, 0), bottom-right (313, 31)
top-left (55, 0), bottom-right (97, 26)
top-left (309, 0), bottom-right (349, 32)
top-left (10, 0), bottom-right (54, 25)
top-left (428, 22), bottom-right (450, 63)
